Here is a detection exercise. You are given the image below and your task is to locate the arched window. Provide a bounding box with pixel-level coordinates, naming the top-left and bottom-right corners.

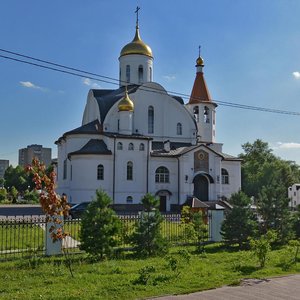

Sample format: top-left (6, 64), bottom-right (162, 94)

top-left (204, 106), bottom-right (210, 123)
top-left (63, 159), bottom-right (67, 180)
top-left (221, 168), bottom-right (229, 184)
top-left (155, 166), bottom-right (169, 183)
top-left (139, 143), bottom-right (145, 151)
top-left (117, 142), bottom-right (123, 150)
top-left (193, 106), bottom-right (199, 122)
top-left (177, 123), bottom-right (182, 135)
top-left (97, 164), bottom-right (104, 180)
top-left (127, 161), bottom-right (133, 180)
top-left (126, 65), bottom-right (130, 83)
top-left (149, 67), bottom-right (152, 81)
top-left (128, 143), bottom-right (134, 150)
top-left (138, 65), bottom-right (143, 83)
top-left (148, 106), bottom-right (154, 134)
top-left (126, 196), bottom-right (133, 203)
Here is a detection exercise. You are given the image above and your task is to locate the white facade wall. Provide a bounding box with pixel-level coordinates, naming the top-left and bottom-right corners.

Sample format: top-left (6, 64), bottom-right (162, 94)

top-left (288, 184), bottom-right (300, 209)
top-left (119, 54), bottom-right (153, 86)
top-left (221, 160), bottom-right (241, 199)
top-left (114, 139), bottom-right (148, 204)
top-left (148, 157), bottom-right (178, 211)
top-left (70, 155), bottom-right (113, 203)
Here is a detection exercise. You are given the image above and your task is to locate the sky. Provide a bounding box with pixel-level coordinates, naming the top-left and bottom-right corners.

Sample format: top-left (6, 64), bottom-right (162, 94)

top-left (1, 0), bottom-right (300, 166)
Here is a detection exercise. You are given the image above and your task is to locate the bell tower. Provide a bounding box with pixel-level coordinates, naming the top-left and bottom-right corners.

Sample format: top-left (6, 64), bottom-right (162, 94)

top-left (186, 48), bottom-right (217, 143)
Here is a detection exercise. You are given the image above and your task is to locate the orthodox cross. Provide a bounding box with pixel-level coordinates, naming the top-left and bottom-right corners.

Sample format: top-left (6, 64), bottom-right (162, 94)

top-left (135, 6), bottom-right (140, 27)
top-left (198, 45), bottom-right (201, 57)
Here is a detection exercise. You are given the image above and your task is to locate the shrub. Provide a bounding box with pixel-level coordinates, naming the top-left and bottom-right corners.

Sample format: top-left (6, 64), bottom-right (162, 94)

top-left (250, 230), bottom-right (277, 268)
top-left (80, 189), bottom-right (121, 260)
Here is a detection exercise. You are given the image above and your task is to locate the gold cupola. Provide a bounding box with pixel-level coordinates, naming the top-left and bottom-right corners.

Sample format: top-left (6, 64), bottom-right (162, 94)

top-left (118, 88), bottom-right (134, 112)
top-left (120, 25), bottom-right (153, 58)
top-left (196, 56), bottom-right (204, 66)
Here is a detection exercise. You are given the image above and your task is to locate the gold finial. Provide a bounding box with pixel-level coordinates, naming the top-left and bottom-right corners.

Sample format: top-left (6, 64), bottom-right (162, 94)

top-left (196, 45), bottom-right (204, 66)
top-left (135, 6), bottom-right (140, 28)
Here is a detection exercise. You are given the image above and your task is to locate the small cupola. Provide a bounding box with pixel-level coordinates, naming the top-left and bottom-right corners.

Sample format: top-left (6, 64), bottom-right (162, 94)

top-left (118, 88), bottom-right (134, 112)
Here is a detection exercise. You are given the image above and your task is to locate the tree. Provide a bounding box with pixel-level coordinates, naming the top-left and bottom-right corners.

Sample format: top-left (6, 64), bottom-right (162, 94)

top-left (130, 193), bottom-right (168, 257)
top-left (239, 139), bottom-right (300, 198)
top-left (4, 165), bottom-right (33, 194)
top-left (0, 188), bottom-right (7, 202)
top-left (80, 189), bottom-right (121, 260)
top-left (221, 191), bottom-right (258, 248)
top-left (257, 185), bottom-right (294, 244)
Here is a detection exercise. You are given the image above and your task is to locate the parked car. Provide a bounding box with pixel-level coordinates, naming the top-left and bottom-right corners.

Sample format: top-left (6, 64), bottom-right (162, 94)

top-left (68, 202), bottom-right (90, 219)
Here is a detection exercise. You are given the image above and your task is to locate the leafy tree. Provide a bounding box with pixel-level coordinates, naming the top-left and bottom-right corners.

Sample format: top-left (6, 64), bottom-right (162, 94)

top-left (239, 139), bottom-right (300, 198)
top-left (23, 189), bottom-right (39, 203)
top-left (4, 165), bottom-right (33, 193)
top-left (221, 191), bottom-right (258, 248)
top-left (257, 185), bottom-right (294, 244)
top-left (80, 189), bottom-right (121, 260)
top-left (0, 188), bottom-right (7, 201)
top-left (0, 178), bottom-right (4, 188)
top-left (130, 193), bottom-right (168, 257)
top-left (10, 186), bottom-right (18, 203)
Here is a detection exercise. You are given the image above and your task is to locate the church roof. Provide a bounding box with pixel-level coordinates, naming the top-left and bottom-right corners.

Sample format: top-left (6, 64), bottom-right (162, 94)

top-left (55, 120), bottom-right (102, 144)
top-left (68, 139), bottom-right (112, 158)
top-left (92, 85), bottom-right (185, 123)
top-left (92, 85), bottom-right (139, 123)
top-left (189, 71), bottom-right (214, 104)
top-left (151, 142), bottom-right (241, 160)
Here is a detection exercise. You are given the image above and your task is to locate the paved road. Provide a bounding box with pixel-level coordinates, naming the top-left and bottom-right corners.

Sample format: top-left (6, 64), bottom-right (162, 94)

top-left (152, 275), bottom-right (300, 300)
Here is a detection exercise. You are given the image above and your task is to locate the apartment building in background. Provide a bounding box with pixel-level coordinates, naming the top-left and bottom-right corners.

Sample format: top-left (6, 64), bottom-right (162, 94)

top-left (19, 144), bottom-right (52, 167)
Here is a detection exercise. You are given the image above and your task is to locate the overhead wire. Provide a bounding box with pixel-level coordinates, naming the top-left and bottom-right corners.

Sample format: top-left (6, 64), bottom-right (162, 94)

top-left (1, 48), bottom-right (300, 116)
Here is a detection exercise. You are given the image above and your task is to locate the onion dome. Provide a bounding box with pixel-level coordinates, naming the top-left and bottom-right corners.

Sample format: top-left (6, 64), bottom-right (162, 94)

top-left (196, 56), bottom-right (204, 66)
top-left (120, 26), bottom-right (153, 58)
top-left (118, 89), bottom-right (134, 112)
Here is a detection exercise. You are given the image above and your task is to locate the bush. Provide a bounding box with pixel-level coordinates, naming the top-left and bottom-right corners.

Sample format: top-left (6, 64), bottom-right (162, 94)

top-left (250, 230), bottom-right (277, 268)
top-left (80, 189), bottom-right (121, 259)
top-left (0, 188), bottom-right (7, 201)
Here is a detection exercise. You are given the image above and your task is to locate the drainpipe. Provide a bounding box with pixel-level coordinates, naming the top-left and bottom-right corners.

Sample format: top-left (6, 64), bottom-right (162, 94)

top-left (113, 136), bottom-right (116, 204)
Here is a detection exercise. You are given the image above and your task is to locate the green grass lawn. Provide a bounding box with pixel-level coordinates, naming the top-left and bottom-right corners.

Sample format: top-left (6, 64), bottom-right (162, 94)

top-left (0, 244), bottom-right (299, 300)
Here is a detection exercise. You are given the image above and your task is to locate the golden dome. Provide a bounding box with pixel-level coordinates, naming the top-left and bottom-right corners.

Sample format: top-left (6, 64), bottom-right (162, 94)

top-left (196, 56), bottom-right (204, 66)
top-left (120, 26), bottom-right (153, 58)
top-left (118, 89), bottom-right (134, 112)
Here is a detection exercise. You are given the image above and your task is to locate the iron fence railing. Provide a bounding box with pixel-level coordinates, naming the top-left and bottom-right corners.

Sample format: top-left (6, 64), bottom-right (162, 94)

top-left (0, 213), bottom-right (211, 260)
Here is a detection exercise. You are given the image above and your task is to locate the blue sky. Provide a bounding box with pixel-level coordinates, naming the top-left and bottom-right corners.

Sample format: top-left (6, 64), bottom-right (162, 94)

top-left (1, 0), bottom-right (300, 166)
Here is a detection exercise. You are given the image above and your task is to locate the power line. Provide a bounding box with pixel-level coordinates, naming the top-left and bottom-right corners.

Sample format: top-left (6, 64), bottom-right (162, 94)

top-left (1, 48), bottom-right (300, 116)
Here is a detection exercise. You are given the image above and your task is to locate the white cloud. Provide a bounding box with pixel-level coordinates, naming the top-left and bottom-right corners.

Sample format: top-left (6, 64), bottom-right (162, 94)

top-left (275, 142), bottom-right (300, 149)
top-left (82, 78), bottom-right (101, 88)
top-left (292, 71), bottom-right (300, 79)
top-left (19, 81), bottom-right (46, 91)
top-left (163, 75), bottom-right (176, 82)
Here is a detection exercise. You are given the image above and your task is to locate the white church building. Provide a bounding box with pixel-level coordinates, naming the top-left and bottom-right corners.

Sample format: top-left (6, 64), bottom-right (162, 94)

top-left (55, 16), bottom-right (241, 212)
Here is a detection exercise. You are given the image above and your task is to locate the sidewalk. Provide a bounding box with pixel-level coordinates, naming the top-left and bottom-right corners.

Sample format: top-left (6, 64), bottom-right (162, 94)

top-left (151, 274), bottom-right (300, 300)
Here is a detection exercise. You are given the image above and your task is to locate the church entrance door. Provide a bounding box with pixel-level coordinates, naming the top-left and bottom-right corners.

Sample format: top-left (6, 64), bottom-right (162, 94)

top-left (159, 196), bottom-right (167, 212)
top-left (193, 175), bottom-right (209, 201)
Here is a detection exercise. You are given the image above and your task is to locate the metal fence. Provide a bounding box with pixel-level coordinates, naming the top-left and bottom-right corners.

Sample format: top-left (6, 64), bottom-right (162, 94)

top-left (0, 213), bottom-right (210, 261)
